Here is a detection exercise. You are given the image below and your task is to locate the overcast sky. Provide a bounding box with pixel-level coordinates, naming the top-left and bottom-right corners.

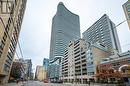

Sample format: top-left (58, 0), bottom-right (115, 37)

top-left (16, 0), bottom-right (130, 72)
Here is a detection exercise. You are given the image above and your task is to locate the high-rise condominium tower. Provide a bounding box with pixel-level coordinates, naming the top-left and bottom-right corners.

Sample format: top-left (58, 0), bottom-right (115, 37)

top-left (0, 0), bottom-right (27, 83)
top-left (35, 66), bottom-right (46, 81)
top-left (122, 0), bottom-right (130, 30)
top-left (43, 58), bottom-right (49, 71)
top-left (83, 14), bottom-right (121, 53)
top-left (49, 2), bottom-right (80, 61)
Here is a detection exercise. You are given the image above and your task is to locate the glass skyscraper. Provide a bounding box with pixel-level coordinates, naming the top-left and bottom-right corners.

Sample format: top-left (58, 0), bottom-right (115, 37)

top-left (49, 2), bottom-right (80, 61)
top-left (43, 58), bottom-right (49, 71)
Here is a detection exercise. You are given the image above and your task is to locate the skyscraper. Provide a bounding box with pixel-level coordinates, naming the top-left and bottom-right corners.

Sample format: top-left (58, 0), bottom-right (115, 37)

top-left (43, 58), bottom-right (49, 79)
top-left (14, 59), bottom-right (32, 80)
top-left (35, 66), bottom-right (46, 81)
top-left (0, 0), bottom-right (27, 83)
top-left (122, 0), bottom-right (130, 30)
top-left (9, 60), bottom-right (25, 81)
top-left (23, 59), bottom-right (32, 80)
top-left (49, 2), bottom-right (81, 62)
top-left (83, 14), bottom-right (121, 53)
top-left (43, 58), bottom-right (49, 71)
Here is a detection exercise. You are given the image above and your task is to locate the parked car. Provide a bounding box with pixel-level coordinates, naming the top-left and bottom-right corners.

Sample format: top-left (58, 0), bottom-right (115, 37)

top-left (57, 80), bottom-right (63, 83)
top-left (43, 79), bottom-right (48, 83)
top-left (50, 80), bottom-right (63, 83)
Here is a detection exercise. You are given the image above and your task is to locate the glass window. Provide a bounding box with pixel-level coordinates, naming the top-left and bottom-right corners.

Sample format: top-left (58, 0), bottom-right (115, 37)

top-left (128, 60), bottom-right (130, 63)
top-left (126, 2), bottom-right (130, 7)
top-left (127, 8), bottom-right (130, 12)
top-left (1, 1), bottom-right (13, 14)
top-left (128, 13), bottom-right (130, 18)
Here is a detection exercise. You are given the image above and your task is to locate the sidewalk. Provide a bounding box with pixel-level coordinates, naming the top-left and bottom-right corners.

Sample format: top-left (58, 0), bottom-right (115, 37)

top-left (63, 83), bottom-right (128, 86)
top-left (0, 82), bottom-right (24, 86)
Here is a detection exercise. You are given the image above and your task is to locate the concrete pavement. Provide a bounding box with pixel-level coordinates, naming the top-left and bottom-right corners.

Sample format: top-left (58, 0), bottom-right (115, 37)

top-left (0, 82), bottom-right (24, 86)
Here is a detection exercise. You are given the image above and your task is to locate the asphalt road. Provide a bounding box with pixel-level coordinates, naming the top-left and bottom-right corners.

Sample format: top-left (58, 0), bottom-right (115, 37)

top-left (24, 81), bottom-right (115, 86)
top-left (0, 81), bottom-right (128, 86)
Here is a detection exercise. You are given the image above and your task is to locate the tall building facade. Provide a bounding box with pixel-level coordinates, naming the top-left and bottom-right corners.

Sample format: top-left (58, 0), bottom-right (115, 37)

top-left (83, 14), bottom-right (121, 53)
top-left (43, 58), bottom-right (49, 71)
top-left (49, 2), bottom-right (80, 80)
top-left (14, 59), bottom-right (32, 80)
top-left (9, 60), bottom-right (25, 81)
top-left (62, 39), bottom-right (88, 83)
top-left (35, 66), bottom-right (46, 81)
top-left (86, 42), bottom-right (111, 81)
top-left (123, 0), bottom-right (130, 30)
top-left (43, 58), bottom-right (49, 79)
top-left (48, 63), bottom-right (60, 80)
top-left (0, 0), bottom-right (27, 83)
top-left (23, 59), bottom-right (32, 80)
top-left (49, 2), bottom-right (80, 61)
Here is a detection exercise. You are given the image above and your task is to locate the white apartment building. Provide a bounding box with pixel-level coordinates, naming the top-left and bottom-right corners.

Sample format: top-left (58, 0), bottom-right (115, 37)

top-left (62, 39), bottom-right (88, 84)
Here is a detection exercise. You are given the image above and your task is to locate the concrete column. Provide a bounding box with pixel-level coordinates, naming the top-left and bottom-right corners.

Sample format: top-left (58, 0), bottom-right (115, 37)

top-left (107, 78), bottom-right (111, 83)
top-left (1, 76), bottom-right (8, 84)
top-left (81, 78), bottom-right (83, 84)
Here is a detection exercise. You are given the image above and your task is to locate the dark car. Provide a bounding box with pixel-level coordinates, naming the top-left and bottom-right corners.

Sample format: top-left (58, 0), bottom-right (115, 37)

top-left (57, 80), bottom-right (63, 83)
top-left (51, 80), bottom-right (63, 83)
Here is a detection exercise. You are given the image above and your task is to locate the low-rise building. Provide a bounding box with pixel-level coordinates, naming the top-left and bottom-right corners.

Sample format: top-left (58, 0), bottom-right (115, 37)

top-left (96, 51), bottom-right (130, 83)
top-left (86, 42), bottom-right (111, 81)
top-left (61, 39), bottom-right (111, 84)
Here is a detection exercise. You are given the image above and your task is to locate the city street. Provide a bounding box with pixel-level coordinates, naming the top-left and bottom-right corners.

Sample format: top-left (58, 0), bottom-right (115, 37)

top-left (0, 81), bottom-right (127, 86)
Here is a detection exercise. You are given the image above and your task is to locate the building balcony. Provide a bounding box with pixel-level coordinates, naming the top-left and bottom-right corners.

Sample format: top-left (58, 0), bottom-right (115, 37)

top-left (74, 54), bottom-right (80, 58)
top-left (74, 50), bottom-right (80, 55)
top-left (75, 67), bottom-right (81, 71)
top-left (81, 59), bottom-right (86, 63)
top-left (75, 61), bottom-right (81, 65)
top-left (75, 58), bottom-right (80, 62)
top-left (74, 47), bottom-right (80, 52)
